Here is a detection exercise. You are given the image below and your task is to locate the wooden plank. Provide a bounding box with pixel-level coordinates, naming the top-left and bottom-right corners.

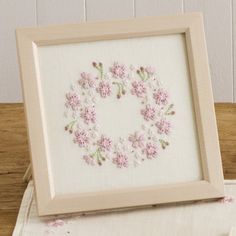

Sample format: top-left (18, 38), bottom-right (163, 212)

top-left (0, 104), bottom-right (29, 236)
top-left (37, 0), bottom-right (84, 25)
top-left (0, 103), bottom-right (235, 234)
top-left (0, 0), bottom-right (36, 102)
top-left (135, 0), bottom-right (183, 17)
top-left (184, 0), bottom-right (233, 102)
top-left (0, 212), bottom-right (19, 236)
top-left (215, 104), bottom-right (236, 179)
top-left (86, 0), bottom-right (133, 21)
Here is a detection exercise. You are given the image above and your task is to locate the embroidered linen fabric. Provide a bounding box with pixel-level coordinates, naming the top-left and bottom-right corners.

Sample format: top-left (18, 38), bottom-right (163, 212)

top-left (37, 34), bottom-right (202, 195)
top-left (64, 61), bottom-right (175, 168)
top-left (13, 180), bottom-right (236, 236)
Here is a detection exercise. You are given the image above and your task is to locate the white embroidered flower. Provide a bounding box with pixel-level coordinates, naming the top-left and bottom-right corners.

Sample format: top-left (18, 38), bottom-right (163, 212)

top-left (63, 111), bottom-right (68, 118)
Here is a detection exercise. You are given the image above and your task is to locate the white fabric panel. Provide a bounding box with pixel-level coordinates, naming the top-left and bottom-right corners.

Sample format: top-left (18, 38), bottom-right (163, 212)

top-left (13, 180), bottom-right (236, 236)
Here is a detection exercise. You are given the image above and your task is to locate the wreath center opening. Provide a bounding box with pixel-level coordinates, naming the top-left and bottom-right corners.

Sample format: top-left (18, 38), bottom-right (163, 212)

top-left (95, 92), bottom-right (143, 139)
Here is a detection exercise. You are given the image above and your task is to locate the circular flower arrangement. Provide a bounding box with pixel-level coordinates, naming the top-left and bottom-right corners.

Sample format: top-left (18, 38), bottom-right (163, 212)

top-left (64, 61), bottom-right (175, 168)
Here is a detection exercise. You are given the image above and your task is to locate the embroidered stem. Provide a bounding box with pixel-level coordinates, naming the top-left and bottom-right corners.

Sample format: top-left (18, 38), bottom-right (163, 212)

top-left (91, 148), bottom-right (105, 165)
top-left (97, 149), bottom-right (106, 161)
top-left (159, 139), bottom-right (169, 149)
top-left (65, 119), bottom-right (78, 133)
top-left (137, 70), bottom-right (145, 81)
top-left (164, 104), bottom-right (175, 115)
top-left (92, 62), bottom-right (103, 79)
top-left (113, 82), bottom-right (125, 99)
top-left (136, 67), bottom-right (150, 81)
top-left (99, 64), bottom-right (103, 79)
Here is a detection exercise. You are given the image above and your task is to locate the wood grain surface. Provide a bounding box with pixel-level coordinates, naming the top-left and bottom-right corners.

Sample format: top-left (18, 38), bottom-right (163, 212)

top-left (0, 103), bottom-right (235, 235)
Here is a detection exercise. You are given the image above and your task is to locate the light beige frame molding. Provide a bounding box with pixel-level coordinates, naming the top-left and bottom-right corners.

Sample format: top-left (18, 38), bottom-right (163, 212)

top-left (16, 13), bottom-right (224, 216)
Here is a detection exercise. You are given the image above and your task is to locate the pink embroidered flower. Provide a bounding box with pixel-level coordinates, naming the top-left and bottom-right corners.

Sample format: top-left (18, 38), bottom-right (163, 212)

top-left (128, 132), bottom-right (144, 148)
top-left (109, 62), bottom-right (126, 79)
top-left (153, 88), bottom-right (169, 105)
top-left (65, 92), bottom-right (80, 111)
top-left (156, 119), bottom-right (171, 135)
top-left (144, 143), bottom-right (158, 159)
top-left (131, 81), bottom-right (146, 98)
top-left (97, 135), bottom-right (112, 151)
top-left (145, 66), bottom-right (155, 76)
top-left (74, 130), bottom-right (89, 147)
top-left (81, 107), bottom-right (96, 124)
top-left (96, 81), bottom-right (112, 98)
top-left (83, 155), bottom-right (95, 166)
top-left (218, 196), bottom-right (234, 203)
top-left (78, 72), bottom-right (95, 89)
top-left (141, 105), bottom-right (156, 121)
top-left (113, 153), bottom-right (128, 168)
top-left (47, 219), bottom-right (64, 227)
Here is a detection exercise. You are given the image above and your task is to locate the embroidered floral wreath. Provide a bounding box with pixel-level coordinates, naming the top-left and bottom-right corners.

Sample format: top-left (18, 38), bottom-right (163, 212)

top-left (64, 62), bottom-right (175, 168)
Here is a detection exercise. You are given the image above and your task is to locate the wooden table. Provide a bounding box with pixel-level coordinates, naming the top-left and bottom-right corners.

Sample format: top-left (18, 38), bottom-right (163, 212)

top-left (0, 103), bottom-right (236, 236)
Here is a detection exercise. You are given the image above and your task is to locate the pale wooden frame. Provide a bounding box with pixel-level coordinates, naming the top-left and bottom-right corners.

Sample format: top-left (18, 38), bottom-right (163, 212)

top-left (16, 13), bottom-right (224, 216)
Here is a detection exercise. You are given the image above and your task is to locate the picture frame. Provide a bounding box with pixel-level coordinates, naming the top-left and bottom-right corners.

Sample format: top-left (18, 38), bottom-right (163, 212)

top-left (16, 13), bottom-right (224, 216)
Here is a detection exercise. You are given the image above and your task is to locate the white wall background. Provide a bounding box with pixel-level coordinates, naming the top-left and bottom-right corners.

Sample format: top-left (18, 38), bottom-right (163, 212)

top-left (0, 0), bottom-right (234, 102)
